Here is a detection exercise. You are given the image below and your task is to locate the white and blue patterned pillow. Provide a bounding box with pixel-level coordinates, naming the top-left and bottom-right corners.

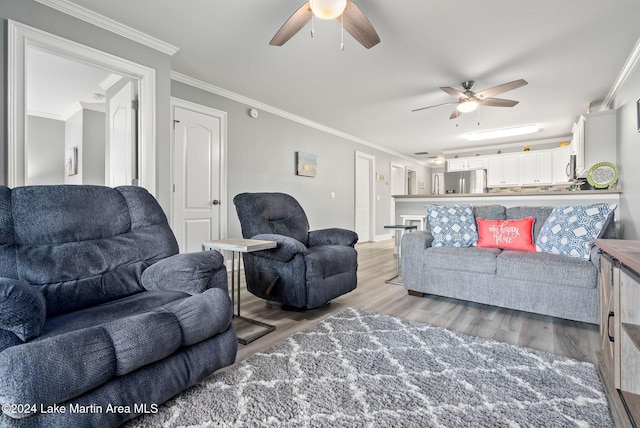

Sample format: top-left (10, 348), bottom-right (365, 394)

top-left (426, 204), bottom-right (478, 247)
top-left (535, 203), bottom-right (616, 260)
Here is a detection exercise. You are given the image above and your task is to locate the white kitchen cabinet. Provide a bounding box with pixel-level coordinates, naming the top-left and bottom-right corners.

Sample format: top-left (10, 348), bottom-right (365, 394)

top-left (552, 146), bottom-right (571, 184)
top-left (487, 155), bottom-right (519, 187)
top-left (572, 110), bottom-right (617, 177)
top-left (446, 156), bottom-right (488, 171)
top-left (519, 151), bottom-right (552, 185)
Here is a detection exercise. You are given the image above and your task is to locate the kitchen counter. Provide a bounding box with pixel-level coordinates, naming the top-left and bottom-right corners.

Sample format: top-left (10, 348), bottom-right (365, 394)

top-left (393, 189), bottom-right (621, 199)
top-left (393, 189), bottom-right (622, 225)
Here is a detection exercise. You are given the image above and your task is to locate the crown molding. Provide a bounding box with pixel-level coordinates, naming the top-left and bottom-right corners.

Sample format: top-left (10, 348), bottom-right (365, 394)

top-left (34, 0), bottom-right (179, 56)
top-left (601, 36), bottom-right (640, 110)
top-left (99, 73), bottom-right (123, 91)
top-left (27, 109), bottom-right (63, 121)
top-left (170, 71), bottom-right (426, 166)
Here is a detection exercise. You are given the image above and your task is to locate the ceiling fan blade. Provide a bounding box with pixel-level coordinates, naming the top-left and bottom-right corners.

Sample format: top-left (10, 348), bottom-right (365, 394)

top-left (411, 101), bottom-right (457, 112)
top-left (449, 108), bottom-right (462, 120)
top-left (479, 98), bottom-right (519, 107)
top-left (440, 86), bottom-right (468, 99)
top-left (340, 0), bottom-right (380, 49)
top-left (475, 79), bottom-right (528, 99)
top-left (269, 2), bottom-right (313, 46)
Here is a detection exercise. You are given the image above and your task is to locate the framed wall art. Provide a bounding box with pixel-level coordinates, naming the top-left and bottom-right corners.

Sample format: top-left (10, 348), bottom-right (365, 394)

top-left (65, 147), bottom-right (78, 176)
top-left (296, 152), bottom-right (316, 177)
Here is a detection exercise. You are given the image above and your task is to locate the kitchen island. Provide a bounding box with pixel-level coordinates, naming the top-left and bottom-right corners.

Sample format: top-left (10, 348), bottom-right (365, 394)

top-left (393, 189), bottom-right (621, 225)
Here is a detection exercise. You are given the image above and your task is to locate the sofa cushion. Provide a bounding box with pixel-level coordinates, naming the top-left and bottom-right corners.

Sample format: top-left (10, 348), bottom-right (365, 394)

top-left (506, 206), bottom-right (553, 241)
top-left (425, 246), bottom-right (501, 275)
top-left (474, 205), bottom-right (506, 221)
top-left (2, 186), bottom-right (179, 317)
top-left (0, 288), bottom-right (233, 412)
top-left (425, 204), bottom-right (478, 247)
top-left (496, 250), bottom-right (598, 289)
top-left (535, 204), bottom-right (617, 260)
top-left (476, 217), bottom-right (535, 252)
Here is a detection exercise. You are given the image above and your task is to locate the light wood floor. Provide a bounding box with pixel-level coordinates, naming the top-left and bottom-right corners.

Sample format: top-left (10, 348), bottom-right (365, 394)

top-left (231, 239), bottom-right (600, 366)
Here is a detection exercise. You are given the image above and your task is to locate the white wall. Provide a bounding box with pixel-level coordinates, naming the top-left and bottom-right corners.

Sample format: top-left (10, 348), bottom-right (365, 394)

top-left (612, 57), bottom-right (640, 239)
top-left (26, 115), bottom-right (65, 184)
top-left (82, 109), bottom-right (106, 185)
top-left (171, 80), bottom-right (430, 240)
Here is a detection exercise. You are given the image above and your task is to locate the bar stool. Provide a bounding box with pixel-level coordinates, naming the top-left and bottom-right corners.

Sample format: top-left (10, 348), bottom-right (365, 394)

top-left (400, 214), bottom-right (426, 231)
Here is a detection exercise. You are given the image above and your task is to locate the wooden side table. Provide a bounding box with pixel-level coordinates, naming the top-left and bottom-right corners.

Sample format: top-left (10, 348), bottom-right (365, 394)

top-left (202, 238), bottom-right (277, 345)
top-left (383, 224), bottom-right (417, 285)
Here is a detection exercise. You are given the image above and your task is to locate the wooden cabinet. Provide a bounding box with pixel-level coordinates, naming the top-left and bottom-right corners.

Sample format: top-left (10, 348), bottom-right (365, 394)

top-left (487, 155), bottom-right (519, 187)
top-left (519, 151), bottom-right (553, 185)
top-left (446, 157), bottom-right (488, 172)
top-left (596, 239), bottom-right (640, 427)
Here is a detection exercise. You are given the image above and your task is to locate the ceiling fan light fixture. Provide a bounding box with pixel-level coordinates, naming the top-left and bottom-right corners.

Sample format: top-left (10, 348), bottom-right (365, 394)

top-left (466, 124), bottom-right (540, 141)
top-left (457, 99), bottom-right (479, 113)
top-left (310, 0), bottom-right (347, 19)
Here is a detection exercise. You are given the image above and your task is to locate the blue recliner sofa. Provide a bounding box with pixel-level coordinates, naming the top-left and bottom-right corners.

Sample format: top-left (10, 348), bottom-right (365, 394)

top-left (233, 192), bottom-right (358, 309)
top-left (0, 185), bottom-right (237, 427)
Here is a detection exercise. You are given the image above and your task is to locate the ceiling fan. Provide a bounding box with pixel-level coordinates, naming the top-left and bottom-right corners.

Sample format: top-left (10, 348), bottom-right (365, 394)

top-left (270, 0), bottom-right (380, 49)
top-left (412, 79), bottom-right (528, 119)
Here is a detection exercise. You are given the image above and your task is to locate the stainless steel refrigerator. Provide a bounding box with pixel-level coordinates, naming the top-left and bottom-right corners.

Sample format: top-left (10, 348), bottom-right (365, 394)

top-left (443, 169), bottom-right (487, 194)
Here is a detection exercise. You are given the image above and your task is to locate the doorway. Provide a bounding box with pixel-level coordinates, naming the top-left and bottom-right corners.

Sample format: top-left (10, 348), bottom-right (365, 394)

top-left (171, 98), bottom-right (227, 253)
top-left (355, 151), bottom-right (375, 242)
top-left (8, 20), bottom-right (156, 193)
top-left (407, 169), bottom-right (417, 195)
top-left (389, 163), bottom-right (405, 226)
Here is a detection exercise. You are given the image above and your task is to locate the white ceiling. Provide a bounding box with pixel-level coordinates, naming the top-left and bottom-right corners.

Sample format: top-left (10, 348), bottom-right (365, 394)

top-left (26, 47), bottom-right (113, 119)
top-left (43, 0), bottom-right (640, 160)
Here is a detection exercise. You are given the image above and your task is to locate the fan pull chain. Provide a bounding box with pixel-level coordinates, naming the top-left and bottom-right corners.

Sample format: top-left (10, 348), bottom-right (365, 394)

top-left (310, 0), bottom-right (315, 37)
top-left (340, 13), bottom-right (345, 50)
top-left (477, 106), bottom-right (481, 126)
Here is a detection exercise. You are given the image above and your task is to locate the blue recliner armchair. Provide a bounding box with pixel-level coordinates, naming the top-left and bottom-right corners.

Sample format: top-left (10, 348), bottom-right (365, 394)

top-left (0, 185), bottom-right (237, 427)
top-left (233, 192), bottom-right (358, 309)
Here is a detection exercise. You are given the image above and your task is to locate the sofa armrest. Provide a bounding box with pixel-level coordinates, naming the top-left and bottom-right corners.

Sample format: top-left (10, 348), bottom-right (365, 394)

top-left (309, 228), bottom-right (358, 247)
top-left (401, 230), bottom-right (434, 252)
top-left (141, 251), bottom-right (228, 294)
top-left (0, 278), bottom-right (46, 341)
top-left (250, 234), bottom-right (308, 262)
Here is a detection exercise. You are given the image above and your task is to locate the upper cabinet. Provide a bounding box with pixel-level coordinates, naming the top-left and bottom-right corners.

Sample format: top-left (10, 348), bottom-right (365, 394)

top-left (446, 146), bottom-right (579, 188)
top-left (572, 110), bottom-right (617, 177)
top-left (446, 157), bottom-right (488, 171)
top-left (552, 146), bottom-right (571, 184)
top-left (519, 151), bottom-right (553, 185)
top-left (487, 155), bottom-right (520, 186)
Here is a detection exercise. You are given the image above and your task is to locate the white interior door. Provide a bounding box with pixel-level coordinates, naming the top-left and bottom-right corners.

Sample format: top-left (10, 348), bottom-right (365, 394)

top-left (390, 164), bottom-right (405, 225)
top-left (107, 80), bottom-right (137, 187)
top-left (172, 101), bottom-right (226, 253)
top-left (355, 152), bottom-right (374, 242)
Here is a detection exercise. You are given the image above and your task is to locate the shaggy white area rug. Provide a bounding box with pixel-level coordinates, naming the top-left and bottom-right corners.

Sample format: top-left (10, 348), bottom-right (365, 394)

top-left (127, 307), bottom-right (612, 427)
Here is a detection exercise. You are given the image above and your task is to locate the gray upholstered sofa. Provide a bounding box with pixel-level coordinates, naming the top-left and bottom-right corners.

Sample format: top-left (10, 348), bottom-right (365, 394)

top-left (0, 185), bottom-right (237, 427)
top-left (401, 205), bottom-right (617, 324)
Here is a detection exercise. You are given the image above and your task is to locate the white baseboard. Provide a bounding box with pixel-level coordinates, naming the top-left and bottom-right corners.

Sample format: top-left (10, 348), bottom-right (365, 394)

top-left (374, 234), bottom-right (393, 242)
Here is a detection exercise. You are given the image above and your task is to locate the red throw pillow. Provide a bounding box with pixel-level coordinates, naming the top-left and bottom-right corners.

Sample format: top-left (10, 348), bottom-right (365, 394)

top-left (476, 217), bottom-right (535, 252)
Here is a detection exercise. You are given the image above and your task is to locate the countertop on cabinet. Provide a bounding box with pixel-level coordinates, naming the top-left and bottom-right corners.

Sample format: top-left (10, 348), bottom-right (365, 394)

top-left (392, 189), bottom-right (621, 223)
top-left (393, 189), bottom-right (622, 199)
top-left (595, 239), bottom-right (640, 273)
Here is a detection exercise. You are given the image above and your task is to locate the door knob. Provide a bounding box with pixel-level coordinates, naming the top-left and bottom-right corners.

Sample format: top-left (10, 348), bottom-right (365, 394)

top-left (212, 200), bottom-right (220, 205)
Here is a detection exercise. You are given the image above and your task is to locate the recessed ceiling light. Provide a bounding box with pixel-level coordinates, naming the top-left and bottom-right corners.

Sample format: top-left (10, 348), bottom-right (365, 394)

top-left (466, 124), bottom-right (540, 141)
